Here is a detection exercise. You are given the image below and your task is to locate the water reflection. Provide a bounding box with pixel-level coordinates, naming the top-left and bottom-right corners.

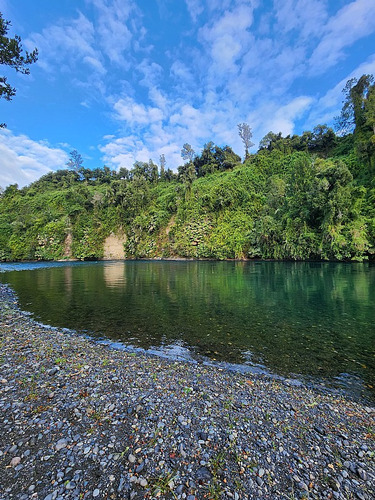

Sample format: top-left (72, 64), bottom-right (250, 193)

top-left (103, 262), bottom-right (125, 288)
top-left (1, 260), bottom-right (374, 400)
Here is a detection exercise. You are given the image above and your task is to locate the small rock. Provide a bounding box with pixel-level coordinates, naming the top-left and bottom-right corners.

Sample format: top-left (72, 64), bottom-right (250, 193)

top-left (357, 468), bottom-right (368, 481)
top-left (128, 454), bottom-right (136, 463)
top-left (55, 439), bottom-right (67, 451)
top-left (355, 491), bottom-right (366, 500)
top-left (196, 466), bottom-right (212, 481)
top-left (93, 489), bottom-right (100, 497)
top-left (284, 379), bottom-right (302, 387)
top-left (299, 481), bottom-right (309, 491)
top-left (176, 484), bottom-right (184, 495)
top-left (136, 462), bottom-right (144, 473)
top-left (10, 457), bottom-right (21, 467)
top-left (314, 425), bottom-right (326, 435)
top-left (48, 367), bottom-right (59, 376)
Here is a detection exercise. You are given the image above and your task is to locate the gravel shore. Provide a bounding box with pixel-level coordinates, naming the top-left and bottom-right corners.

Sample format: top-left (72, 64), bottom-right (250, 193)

top-left (0, 284), bottom-right (374, 500)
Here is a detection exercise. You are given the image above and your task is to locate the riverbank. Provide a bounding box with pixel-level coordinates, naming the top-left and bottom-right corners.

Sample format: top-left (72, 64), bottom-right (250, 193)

top-left (0, 284), bottom-right (374, 499)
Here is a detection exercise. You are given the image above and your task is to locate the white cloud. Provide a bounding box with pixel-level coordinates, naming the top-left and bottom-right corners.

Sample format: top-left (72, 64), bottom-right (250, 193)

top-left (306, 54), bottom-right (375, 128)
top-left (148, 87), bottom-right (168, 111)
top-left (99, 135), bottom-right (158, 169)
top-left (268, 96), bottom-right (314, 136)
top-left (199, 3), bottom-right (255, 75)
top-left (87, 0), bottom-right (137, 66)
top-left (0, 130), bottom-right (68, 188)
top-left (25, 0), bottom-right (142, 85)
top-left (274, 0), bottom-right (328, 39)
top-left (309, 0), bottom-right (375, 73)
top-left (102, 89), bottom-right (315, 171)
top-left (4, 0), bottom-right (374, 186)
top-left (137, 59), bottom-right (163, 89)
top-left (26, 11), bottom-right (105, 75)
top-left (113, 96), bottom-right (164, 126)
top-left (170, 60), bottom-right (195, 84)
top-left (185, 0), bottom-right (204, 22)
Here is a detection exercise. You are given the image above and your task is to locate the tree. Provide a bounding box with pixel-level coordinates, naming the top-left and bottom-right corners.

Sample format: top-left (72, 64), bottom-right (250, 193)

top-left (259, 131), bottom-right (278, 151)
top-left (364, 85), bottom-right (375, 135)
top-left (159, 154), bottom-right (166, 180)
top-left (238, 122), bottom-right (254, 160)
top-left (180, 143), bottom-right (196, 189)
top-left (335, 75), bottom-right (374, 135)
top-left (181, 143), bottom-right (195, 163)
top-left (309, 125), bottom-right (336, 156)
top-left (66, 150), bottom-right (83, 172)
top-left (0, 12), bottom-right (38, 126)
top-left (194, 142), bottom-right (241, 177)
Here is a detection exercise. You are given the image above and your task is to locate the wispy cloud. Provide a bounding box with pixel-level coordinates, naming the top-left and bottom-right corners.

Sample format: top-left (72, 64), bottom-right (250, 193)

top-left (113, 96), bottom-right (164, 126)
top-left (274, 0), bottom-right (328, 40)
top-left (3, 0), bottom-right (374, 185)
top-left (185, 0), bottom-right (204, 22)
top-left (306, 54), bottom-right (375, 128)
top-left (199, 2), bottom-right (255, 77)
top-left (0, 130), bottom-right (68, 188)
top-left (25, 0), bottom-right (142, 88)
top-left (309, 0), bottom-right (375, 74)
top-left (26, 11), bottom-right (104, 75)
top-left (87, 0), bottom-right (139, 66)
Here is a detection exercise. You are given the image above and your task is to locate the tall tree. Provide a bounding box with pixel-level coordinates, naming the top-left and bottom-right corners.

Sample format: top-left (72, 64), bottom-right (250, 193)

top-left (160, 153), bottom-right (166, 180)
top-left (365, 85), bottom-right (375, 135)
top-left (335, 75), bottom-right (374, 135)
top-left (66, 150), bottom-right (83, 172)
top-left (180, 143), bottom-right (196, 189)
top-left (335, 74), bottom-right (375, 168)
top-left (238, 122), bottom-right (254, 160)
top-left (0, 12), bottom-right (38, 126)
top-left (181, 143), bottom-right (195, 163)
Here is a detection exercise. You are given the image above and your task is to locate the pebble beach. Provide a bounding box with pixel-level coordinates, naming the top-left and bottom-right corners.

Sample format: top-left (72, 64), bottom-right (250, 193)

top-left (0, 284), bottom-right (374, 500)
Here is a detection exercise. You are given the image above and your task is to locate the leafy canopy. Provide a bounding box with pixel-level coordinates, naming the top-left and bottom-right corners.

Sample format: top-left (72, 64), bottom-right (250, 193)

top-left (0, 12), bottom-right (38, 126)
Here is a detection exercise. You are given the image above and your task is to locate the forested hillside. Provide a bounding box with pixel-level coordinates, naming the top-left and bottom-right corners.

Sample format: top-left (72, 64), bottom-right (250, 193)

top-left (1, 76), bottom-right (374, 262)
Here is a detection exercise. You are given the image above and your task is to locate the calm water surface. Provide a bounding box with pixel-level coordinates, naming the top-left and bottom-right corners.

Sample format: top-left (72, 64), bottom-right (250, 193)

top-left (1, 260), bottom-right (374, 400)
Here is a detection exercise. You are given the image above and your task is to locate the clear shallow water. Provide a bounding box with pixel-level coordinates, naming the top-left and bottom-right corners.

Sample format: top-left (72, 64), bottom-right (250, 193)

top-left (1, 260), bottom-right (374, 401)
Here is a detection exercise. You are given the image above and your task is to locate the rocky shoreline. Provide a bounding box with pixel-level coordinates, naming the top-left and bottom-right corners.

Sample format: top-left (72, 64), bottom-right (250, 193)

top-left (0, 284), bottom-right (374, 499)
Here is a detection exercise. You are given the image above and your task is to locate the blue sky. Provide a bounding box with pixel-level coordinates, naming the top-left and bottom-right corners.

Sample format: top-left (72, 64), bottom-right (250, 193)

top-left (0, 0), bottom-right (375, 188)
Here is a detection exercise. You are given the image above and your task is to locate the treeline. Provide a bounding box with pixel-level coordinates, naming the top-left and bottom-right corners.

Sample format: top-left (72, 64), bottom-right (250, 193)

top-left (0, 75), bottom-right (374, 262)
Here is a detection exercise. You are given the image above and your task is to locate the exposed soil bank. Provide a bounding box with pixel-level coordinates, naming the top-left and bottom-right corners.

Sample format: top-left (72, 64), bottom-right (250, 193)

top-left (0, 284), bottom-right (374, 499)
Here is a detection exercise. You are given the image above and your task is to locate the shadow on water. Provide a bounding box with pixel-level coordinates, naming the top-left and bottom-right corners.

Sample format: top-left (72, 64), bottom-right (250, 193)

top-left (1, 260), bottom-right (374, 401)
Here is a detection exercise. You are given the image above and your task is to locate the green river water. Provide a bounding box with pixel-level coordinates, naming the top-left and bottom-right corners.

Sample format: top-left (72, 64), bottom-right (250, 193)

top-left (1, 260), bottom-right (374, 401)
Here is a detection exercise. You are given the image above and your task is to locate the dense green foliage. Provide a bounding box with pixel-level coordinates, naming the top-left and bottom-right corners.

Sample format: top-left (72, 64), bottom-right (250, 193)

top-left (1, 76), bottom-right (374, 262)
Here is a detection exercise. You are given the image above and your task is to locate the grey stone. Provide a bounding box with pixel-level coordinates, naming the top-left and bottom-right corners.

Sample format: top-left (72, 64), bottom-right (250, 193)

top-left (256, 476), bottom-right (263, 486)
top-left (196, 466), bottom-right (212, 481)
top-left (136, 462), bottom-right (144, 473)
top-left (357, 468), bottom-right (368, 481)
top-left (55, 439), bottom-right (68, 451)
